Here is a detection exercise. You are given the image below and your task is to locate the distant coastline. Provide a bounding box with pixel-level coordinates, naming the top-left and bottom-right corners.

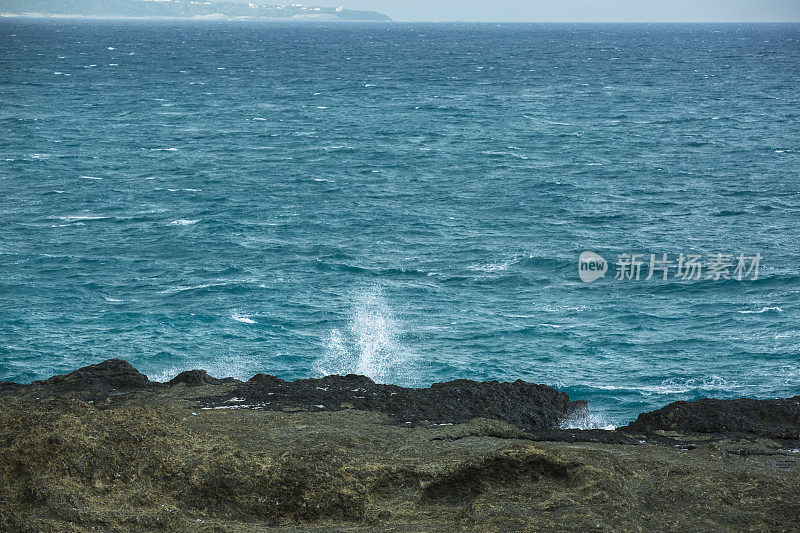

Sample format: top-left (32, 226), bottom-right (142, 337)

top-left (0, 13), bottom-right (391, 22)
top-left (0, 0), bottom-right (392, 22)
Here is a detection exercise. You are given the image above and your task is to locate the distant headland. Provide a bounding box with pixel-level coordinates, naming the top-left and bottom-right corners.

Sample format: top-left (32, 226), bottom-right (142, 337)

top-left (0, 0), bottom-right (392, 22)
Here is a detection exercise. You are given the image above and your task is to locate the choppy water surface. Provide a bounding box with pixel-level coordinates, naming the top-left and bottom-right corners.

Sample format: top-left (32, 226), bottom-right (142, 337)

top-left (1, 20), bottom-right (799, 425)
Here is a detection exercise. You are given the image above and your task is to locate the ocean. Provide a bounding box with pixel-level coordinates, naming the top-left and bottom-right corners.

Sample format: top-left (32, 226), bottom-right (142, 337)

top-left (1, 19), bottom-right (798, 426)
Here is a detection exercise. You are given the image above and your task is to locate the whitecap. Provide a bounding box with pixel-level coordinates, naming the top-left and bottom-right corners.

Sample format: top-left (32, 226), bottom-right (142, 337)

top-left (231, 313), bottom-right (256, 324)
top-left (738, 306), bottom-right (783, 314)
top-left (588, 376), bottom-right (738, 395)
top-left (60, 215), bottom-right (108, 221)
top-left (467, 257), bottom-right (519, 273)
top-left (161, 283), bottom-right (223, 294)
top-left (170, 219), bottom-right (198, 226)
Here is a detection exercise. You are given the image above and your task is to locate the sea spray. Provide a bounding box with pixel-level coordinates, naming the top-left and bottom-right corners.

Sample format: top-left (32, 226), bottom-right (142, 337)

top-left (315, 286), bottom-right (418, 386)
top-left (559, 406), bottom-right (617, 431)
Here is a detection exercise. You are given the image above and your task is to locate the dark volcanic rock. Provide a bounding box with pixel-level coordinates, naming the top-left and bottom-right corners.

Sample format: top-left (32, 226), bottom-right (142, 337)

top-left (622, 396), bottom-right (800, 439)
top-left (168, 369), bottom-right (236, 387)
top-left (199, 374), bottom-right (585, 431)
top-left (31, 359), bottom-right (154, 394)
top-left (0, 381), bottom-right (24, 394)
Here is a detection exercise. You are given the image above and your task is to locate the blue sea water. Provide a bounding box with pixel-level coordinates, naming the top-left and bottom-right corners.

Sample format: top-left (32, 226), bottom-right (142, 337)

top-left (1, 20), bottom-right (799, 426)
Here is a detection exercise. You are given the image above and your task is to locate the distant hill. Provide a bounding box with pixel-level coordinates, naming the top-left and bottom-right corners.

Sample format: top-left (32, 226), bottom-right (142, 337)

top-left (0, 0), bottom-right (392, 21)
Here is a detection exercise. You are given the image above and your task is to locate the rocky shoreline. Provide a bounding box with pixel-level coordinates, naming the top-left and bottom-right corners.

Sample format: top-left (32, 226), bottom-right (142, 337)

top-left (1, 359), bottom-right (799, 531)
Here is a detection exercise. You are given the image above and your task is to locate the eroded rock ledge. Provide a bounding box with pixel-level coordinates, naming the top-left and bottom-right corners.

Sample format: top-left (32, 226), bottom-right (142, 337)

top-left (2, 358), bottom-right (799, 440)
top-left (1, 359), bottom-right (799, 531)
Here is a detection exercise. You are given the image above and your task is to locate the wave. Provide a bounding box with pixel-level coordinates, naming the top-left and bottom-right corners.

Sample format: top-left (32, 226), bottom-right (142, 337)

top-left (586, 375), bottom-right (739, 396)
top-left (467, 257), bottom-right (520, 273)
top-left (738, 306), bottom-right (783, 314)
top-left (231, 313), bottom-right (256, 324)
top-left (59, 215), bottom-right (109, 221)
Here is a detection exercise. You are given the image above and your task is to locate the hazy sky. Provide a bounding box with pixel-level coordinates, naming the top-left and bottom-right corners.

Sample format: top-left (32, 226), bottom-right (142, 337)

top-left (334, 0), bottom-right (800, 22)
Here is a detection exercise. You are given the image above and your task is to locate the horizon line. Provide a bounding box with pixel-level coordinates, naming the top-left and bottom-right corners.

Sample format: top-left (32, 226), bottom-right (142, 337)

top-left (2, 14), bottom-right (800, 23)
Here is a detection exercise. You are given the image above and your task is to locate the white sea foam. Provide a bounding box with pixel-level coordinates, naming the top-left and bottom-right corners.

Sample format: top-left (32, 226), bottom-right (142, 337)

top-left (559, 408), bottom-right (616, 431)
top-left (60, 215), bottom-right (108, 221)
top-left (589, 375), bottom-right (738, 396)
top-left (231, 313), bottom-right (256, 324)
top-left (314, 286), bottom-right (416, 386)
top-left (467, 257), bottom-right (519, 273)
top-left (161, 282), bottom-right (227, 294)
top-left (170, 219), bottom-right (198, 226)
top-left (739, 306), bottom-right (783, 314)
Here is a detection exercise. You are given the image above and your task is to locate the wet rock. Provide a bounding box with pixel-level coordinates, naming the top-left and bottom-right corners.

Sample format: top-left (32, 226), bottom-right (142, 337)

top-left (0, 381), bottom-right (24, 394)
top-left (622, 396), bottom-right (800, 439)
top-left (31, 359), bottom-right (154, 393)
top-left (167, 369), bottom-right (237, 387)
top-left (200, 374), bottom-right (585, 431)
